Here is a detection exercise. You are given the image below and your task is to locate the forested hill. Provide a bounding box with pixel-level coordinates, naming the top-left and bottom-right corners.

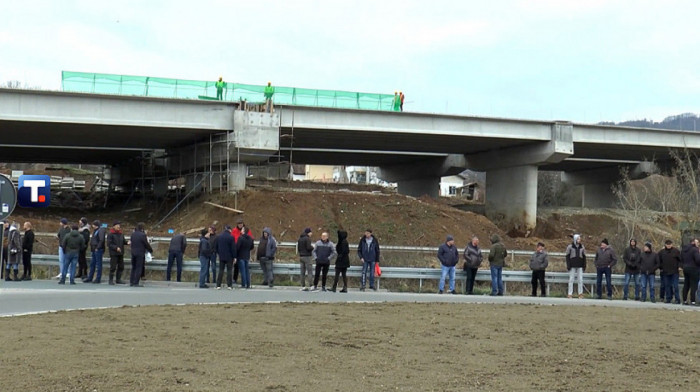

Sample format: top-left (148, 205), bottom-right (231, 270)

top-left (598, 113), bottom-right (698, 131)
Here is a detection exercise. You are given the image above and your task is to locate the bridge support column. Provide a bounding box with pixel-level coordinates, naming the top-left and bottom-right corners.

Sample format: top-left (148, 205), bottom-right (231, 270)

top-left (228, 163), bottom-right (247, 191)
top-left (485, 165), bottom-right (538, 232)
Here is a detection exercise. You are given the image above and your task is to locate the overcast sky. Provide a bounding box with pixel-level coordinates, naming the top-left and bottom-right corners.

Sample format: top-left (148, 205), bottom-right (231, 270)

top-left (1, 0), bottom-right (699, 123)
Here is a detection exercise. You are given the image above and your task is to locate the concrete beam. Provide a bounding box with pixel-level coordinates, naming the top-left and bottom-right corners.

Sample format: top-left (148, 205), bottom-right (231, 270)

top-left (485, 165), bottom-right (538, 232)
top-left (562, 161), bottom-right (659, 186)
top-left (467, 122), bottom-right (573, 171)
top-left (377, 154), bottom-right (466, 198)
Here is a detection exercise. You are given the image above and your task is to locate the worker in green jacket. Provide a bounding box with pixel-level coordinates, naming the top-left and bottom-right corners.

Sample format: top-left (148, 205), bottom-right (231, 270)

top-left (215, 76), bottom-right (226, 101)
top-left (392, 91), bottom-right (401, 111)
top-left (264, 81), bottom-right (275, 112)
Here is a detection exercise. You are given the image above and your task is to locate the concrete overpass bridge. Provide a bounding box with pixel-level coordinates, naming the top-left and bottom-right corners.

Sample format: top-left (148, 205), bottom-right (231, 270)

top-left (2, 88), bottom-right (698, 230)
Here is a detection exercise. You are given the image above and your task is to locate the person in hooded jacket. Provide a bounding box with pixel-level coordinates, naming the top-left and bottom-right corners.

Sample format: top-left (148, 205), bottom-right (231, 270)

top-left (565, 234), bottom-right (586, 299)
top-left (488, 234), bottom-right (507, 296)
top-left (622, 238), bottom-right (642, 300)
top-left (5, 223), bottom-right (22, 281)
top-left (658, 239), bottom-right (681, 304)
top-left (680, 238), bottom-right (700, 305)
top-left (256, 227), bottom-right (278, 287)
top-left (463, 236), bottom-right (483, 295)
top-left (529, 242), bottom-right (549, 297)
top-left (330, 230), bottom-right (350, 293)
top-left (438, 235), bottom-right (459, 294)
top-left (77, 217), bottom-right (91, 280)
top-left (639, 242), bottom-right (659, 303)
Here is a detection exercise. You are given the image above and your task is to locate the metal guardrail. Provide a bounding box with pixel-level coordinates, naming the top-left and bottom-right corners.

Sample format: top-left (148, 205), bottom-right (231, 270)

top-left (29, 254), bottom-right (679, 294)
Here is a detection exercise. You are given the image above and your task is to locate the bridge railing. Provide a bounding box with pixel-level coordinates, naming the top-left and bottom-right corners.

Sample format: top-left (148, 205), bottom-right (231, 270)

top-left (29, 254), bottom-right (678, 295)
top-left (61, 71), bottom-right (396, 111)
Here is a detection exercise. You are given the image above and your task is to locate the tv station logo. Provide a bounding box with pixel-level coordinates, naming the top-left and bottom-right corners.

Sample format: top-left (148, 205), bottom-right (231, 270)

top-left (18, 175), bottom-right (51, 208)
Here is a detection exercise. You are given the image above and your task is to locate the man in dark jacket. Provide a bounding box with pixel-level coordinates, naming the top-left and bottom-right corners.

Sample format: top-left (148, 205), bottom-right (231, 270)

top-left (529, 242), bottom-right (549, 297)
top-left (56, 218), bottom-right (71, 279)
top-left (216, 225), bottom-right (237, 290)
top-left (77, 217), bottom-right (91, 280)
top-left (20, 221), bottom-right (34, 281)
top-left (330, 230), bottom-right (350, 293)
top-left (312, 232), bottom-right (337, 291)
top-left (236, 227), bottom-right (255, 288)
top-left (680, 238), bottom-right (700, 305)
top-left (594, 238), bottom-right (617, 300)
top-left (87, 220), bottom-right (107, 284)
top-left (565, 234), bottom-right (586, 299)
top-left (622, 238), bottom-right (642, 300)
top-left (297, 228), bottom-right (314, 291)
top-left (358, 228), bottom-right (380, 291)
top-left (166, 231), bottom-right (187, 282)
top-left (256, 227), bottom-right (277, 287)
top-left (488, 234), bottom-right (507, 296)
top-left (658, 239), bottom-right (681, 304)
top-left (463, 236), bottom-right (483, 295)
top-left (129, 222), bottom-right (153, 287)
top-left (639, 242), bottom-right (659, 303)
top-left (198, 229), bottom-right (213, 289)
top-left (438, 235), bottom-right (459, 294)
top-left (206, 226), bottom-right (218, 284)
top-left (60, 225), bottom-right (86, 285)
top-left (107, 221), bottom-right (128, 285)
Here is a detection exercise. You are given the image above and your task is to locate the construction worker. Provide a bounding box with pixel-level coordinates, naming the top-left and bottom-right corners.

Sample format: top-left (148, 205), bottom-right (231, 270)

top-left (264, 81), bottom-right (275, 112)
top-left (399, 91), bottom-right (405, 111)
top-left (215, 76), bottom-right (225, 101)
top-left (392, 91), bottom-right (401, 112)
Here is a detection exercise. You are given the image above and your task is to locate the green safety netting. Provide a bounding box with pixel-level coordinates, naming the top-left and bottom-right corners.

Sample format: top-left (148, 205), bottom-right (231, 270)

top-left (61, 71), bottom-right (395, 111)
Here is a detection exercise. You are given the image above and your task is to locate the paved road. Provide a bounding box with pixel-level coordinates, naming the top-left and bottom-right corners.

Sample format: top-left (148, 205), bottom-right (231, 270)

top-left (1, 280), bottom-right (697, 317)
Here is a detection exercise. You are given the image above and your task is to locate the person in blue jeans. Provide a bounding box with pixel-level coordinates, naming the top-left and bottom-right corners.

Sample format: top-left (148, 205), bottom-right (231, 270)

top-left (59, 225), bottom-right (86, 285)
top-left (198, 229), bottom-right (212, 288)
top-left (358, 228), bottom-right (380, 291)
top-left (437, 235), bottom-right (459, 294)
top-left (86, 220), bottom-right (107, 284)
top-left (594, 238), bottom-right (617, 300)
top-left (639, 242), bottom-right (659, 303)
top-left (206, 226), bottom-right (218, 284)
top-left (622, 238), bottom-right (642, 300)
top-left (235, 227), bottom-right (254, 288)
top-left (488, 234), bottom-right (507, 296)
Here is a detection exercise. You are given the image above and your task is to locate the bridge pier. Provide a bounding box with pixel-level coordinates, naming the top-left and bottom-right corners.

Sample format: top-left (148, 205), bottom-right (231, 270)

top-left (485, 165), bottom-right (538, 232)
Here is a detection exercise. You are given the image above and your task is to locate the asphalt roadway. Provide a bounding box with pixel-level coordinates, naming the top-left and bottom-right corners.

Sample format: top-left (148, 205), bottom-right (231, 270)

top-left (1, 279), bottom-right (698, 317)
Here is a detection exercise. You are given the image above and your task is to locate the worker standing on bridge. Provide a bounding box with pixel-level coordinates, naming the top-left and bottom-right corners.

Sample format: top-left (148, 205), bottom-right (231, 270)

top-left (392, 92), bottom-right (401, 112)
top-left (264, 81), bottom-right (275, 113)
top-left (215, 76), bottom-right (226, 101)
top-left (399, 91), bottom-right (405, 112)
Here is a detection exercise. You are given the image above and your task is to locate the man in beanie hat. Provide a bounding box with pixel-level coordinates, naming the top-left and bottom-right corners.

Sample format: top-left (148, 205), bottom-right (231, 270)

top-left (658, 239), bottom-right (681, 303)
top-left (639, 241), bottom-right (659, 302)
top-left (437, 235), bottom-right (459, 294)
top-left (529, 242), bottom-right (549, 297)
top-left (594, 238), bottom-right (618, 299)
top-left (565, 234), bottom-right (586, 299)
top-left (297, 227), bottom-right (314, 290)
